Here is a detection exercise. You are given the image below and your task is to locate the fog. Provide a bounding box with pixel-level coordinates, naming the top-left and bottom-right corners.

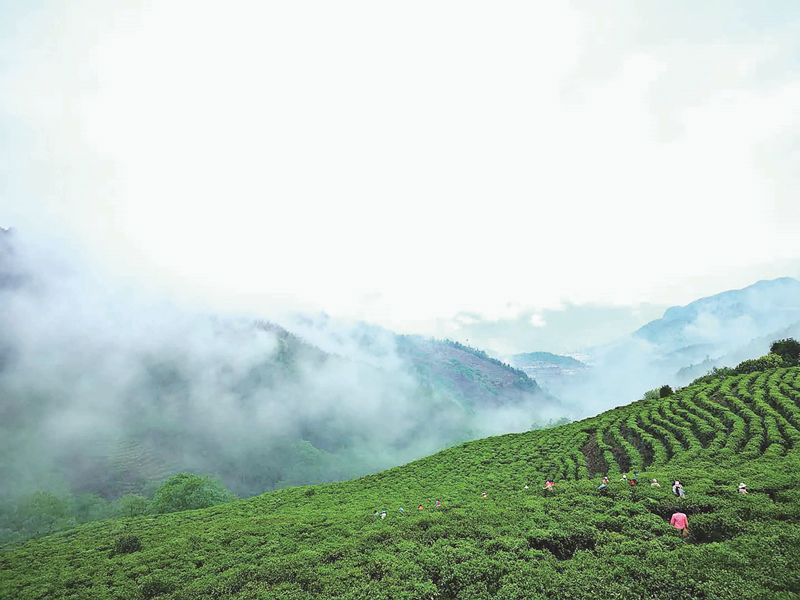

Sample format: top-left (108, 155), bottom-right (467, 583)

top-left (539, 278), bottom-right (800, 416)
top-left (0, 230), bottom-right (554, 500)
top-left (3, 225), bottom-right (795, 504)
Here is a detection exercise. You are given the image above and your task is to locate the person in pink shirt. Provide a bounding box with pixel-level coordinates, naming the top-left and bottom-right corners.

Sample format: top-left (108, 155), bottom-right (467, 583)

top-left (670, 511), bottom-right (690, 539)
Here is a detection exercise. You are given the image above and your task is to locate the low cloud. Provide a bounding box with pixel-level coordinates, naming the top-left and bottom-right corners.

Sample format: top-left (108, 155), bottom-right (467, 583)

top-left (0, 232), bottom-right (552, 500)
top-left (529, 314), bottom-right (546, 328)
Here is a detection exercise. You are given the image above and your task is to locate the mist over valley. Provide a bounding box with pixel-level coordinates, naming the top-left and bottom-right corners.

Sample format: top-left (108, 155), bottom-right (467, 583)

top-left (0, 230), bottom-right (558, 515)
top-left (508, 277), bottom-right (800, 415)
top-left (3, 224), bottom-right (799, 533)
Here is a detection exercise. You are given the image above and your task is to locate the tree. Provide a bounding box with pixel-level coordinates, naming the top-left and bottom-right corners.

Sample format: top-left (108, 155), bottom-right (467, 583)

top-left (530, 417), bottom-right (571, 431)
top-left (659, 385), bottom-right (674, 398)
top-left (113, 494), bottom-right (150, 517)
top-left (150, 474), bottom-right (236, 514)
top-left (70, 494), bottom-right (110, 523)
top-left (16, 491), bottom-right (74, 537)
top-left (770, 338), bottom-right (800, 366)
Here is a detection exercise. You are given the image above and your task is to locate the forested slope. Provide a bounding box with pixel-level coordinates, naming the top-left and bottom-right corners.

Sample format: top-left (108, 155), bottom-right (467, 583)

top-left (3, 367), bottom-right (800, 599)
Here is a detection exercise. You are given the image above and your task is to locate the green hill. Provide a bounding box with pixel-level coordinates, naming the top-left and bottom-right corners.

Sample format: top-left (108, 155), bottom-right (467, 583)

top-left (397, 336), bottom-right (551, 405)
top-left (3, 367), bottom-right (800, 599)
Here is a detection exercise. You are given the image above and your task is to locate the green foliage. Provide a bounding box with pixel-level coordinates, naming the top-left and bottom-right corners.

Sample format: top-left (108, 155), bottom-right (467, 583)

top-left (113, 494), bottom-right (150, 517)
top-left (441, 339), bottom-right (530, 379)
top-left (3, 363), bottom-right (800, 598)
top-left (113, 534), bottom-right (142, 554)
top-left (70, 494), bottom-right (111, 523)
top-left (0, 480), bottom-right (225, 544)
top-left (529, 417), bottom-right (571, 430)
top-left (659, 384), bottom-right (674, 398)
top-left (734, 353), bottom-right (785, 374)
top-left (771, 338), bottom-right (800, 366)
top-left (12, 491), bottom-right (74, 539)
top-left (643, 388), bottom-right (661, 400)
top-left (150, 473), bottom-right (236, 514)
top-left (141, 576), bottom-right (174, 599)
top-left (688, 339), bottom-right (795, 387)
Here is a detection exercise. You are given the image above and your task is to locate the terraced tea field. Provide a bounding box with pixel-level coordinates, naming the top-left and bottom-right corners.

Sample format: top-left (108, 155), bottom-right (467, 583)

top-left (3, 367), bottom-right (800, 599)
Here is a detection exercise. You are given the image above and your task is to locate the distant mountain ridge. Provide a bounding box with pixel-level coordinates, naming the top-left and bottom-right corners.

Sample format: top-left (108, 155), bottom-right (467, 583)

top-left (511, 351), bottom-right (587, 370)
top-left (396, 336), bottom-right (552, 408)
top-left (515, 277), bottom-right (800, 412)
top-left (634, 277), bottom-right (800, 354)
top-left (676, 319), bottom-right (800, 384)
top-left (282, 315), bottom-right (553, 411)
top-left (508, 351), bottom-right (588, 389)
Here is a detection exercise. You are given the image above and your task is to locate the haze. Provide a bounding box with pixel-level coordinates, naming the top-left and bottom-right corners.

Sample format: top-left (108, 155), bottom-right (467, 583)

top-left (2, 0), bottom-right (799, 354)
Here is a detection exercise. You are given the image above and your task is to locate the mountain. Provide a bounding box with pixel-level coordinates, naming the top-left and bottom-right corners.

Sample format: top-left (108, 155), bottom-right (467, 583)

top-left (280, 316), bottom-right (551, 411)
top-left (511, 350), bottom-right (587, 376)
top-left (633, 277), bottom-right (800, 362)
top-left (537, 278), bottom-right (800, 411)
top-left (4, 360), bottom-right (800, 598)
top-left (675, 320), bottom-right (800, 384)
top-left (397, 336), bottom-right (551, 408)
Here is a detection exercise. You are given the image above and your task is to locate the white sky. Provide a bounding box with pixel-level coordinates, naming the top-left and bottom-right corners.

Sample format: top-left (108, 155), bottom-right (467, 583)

top-left (1, 0), bottom-right (799, 348)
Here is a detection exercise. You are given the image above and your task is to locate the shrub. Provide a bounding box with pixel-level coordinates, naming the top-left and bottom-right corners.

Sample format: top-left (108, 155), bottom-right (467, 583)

top-left (734, 354), bottom-right (784, 375)
top-left (113, 494), bottom-right (150, 517)
top-left (659, 385), bottom-right (674, 398)
top-left (141, 576), bottom-right (173, 599)
top-left (114, 534), bottom-right (142, 554)
top-left (150, 474), bottom-right (236, 514)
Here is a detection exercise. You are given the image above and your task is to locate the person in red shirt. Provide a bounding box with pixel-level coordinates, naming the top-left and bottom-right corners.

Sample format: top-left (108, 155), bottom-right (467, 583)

top-left (670, 511), bottom-right (690, 540)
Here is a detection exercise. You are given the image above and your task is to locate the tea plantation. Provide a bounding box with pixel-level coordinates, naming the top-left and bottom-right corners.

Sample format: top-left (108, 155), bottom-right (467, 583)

top-left (3, 367), bottom-right (800, 599)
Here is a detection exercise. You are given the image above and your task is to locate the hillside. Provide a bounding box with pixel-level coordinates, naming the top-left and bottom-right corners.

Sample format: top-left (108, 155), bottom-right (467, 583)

top-left (510, 352), bottom-right (588, 387)
top-left (280, 319), bottom-right (552, 410)
top-left (397, 336), bottom-right (551, 408)
top-left (3, 365), bottom-right (800, 599)
top-left (511, 352), bottom-right (586, 370)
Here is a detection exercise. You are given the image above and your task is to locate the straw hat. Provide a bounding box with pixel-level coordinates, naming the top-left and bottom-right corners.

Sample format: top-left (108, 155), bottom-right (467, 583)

top-left (738, 482), bottom-right (746, 489)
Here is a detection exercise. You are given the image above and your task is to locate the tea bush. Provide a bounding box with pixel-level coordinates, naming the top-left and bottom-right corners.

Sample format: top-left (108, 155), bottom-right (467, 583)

top-left (3, 364), bottom-right (800, 598)
top-left (113, 534), bottom-right (142, 555)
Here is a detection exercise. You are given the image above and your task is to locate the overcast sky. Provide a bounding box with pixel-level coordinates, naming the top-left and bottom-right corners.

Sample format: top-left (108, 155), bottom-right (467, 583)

top-left (2, 0), bottom-right (799, 353)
